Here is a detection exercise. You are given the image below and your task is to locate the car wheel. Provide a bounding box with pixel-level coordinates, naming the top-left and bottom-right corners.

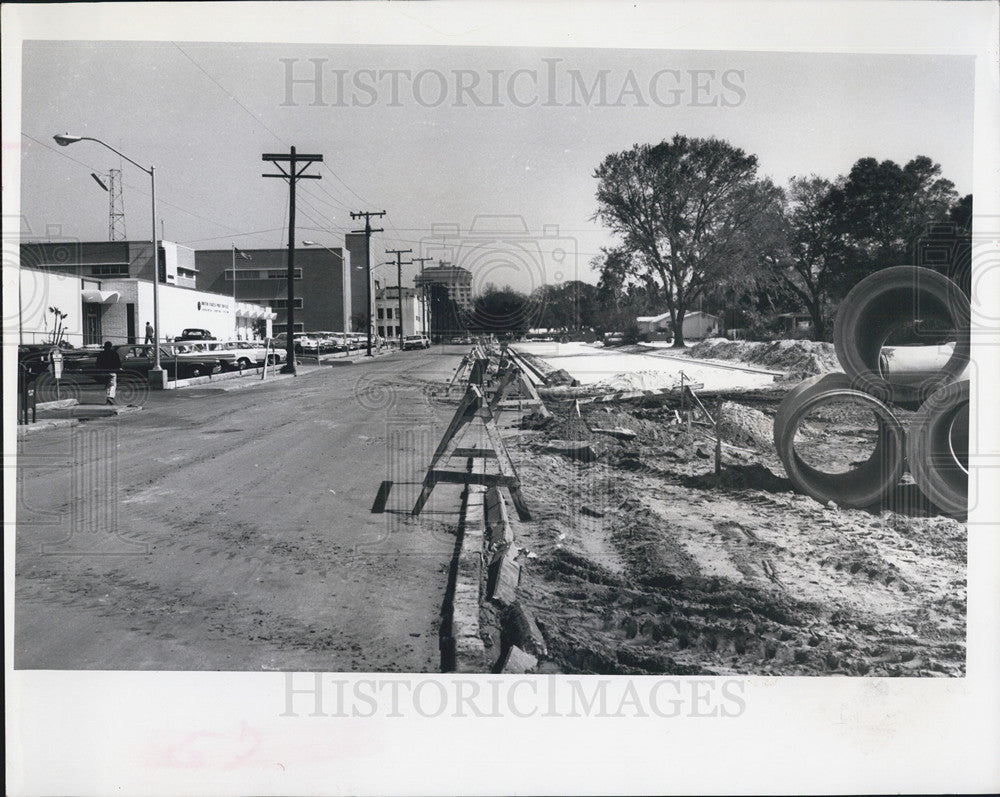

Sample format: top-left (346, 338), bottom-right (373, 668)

top-left (237, 357), bottom-right (252, 370)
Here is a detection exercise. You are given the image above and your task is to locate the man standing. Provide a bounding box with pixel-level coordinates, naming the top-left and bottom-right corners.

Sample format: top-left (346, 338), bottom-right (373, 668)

top-left (95, 341), bottom-right (122, 405)
top-left (144, 321), bottom-right (154, 344)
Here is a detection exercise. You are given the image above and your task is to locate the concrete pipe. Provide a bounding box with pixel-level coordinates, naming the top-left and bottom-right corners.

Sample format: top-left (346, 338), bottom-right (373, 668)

top-left (906, 379), bottom-right (969, 519)
top-left (833, 266), bottom-right (970, 407)
top-left (774, 372), bottom-right (906, 508)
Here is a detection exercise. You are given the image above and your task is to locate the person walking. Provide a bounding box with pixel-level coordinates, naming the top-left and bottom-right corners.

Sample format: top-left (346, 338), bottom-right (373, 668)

top-left (95, 341), bottom-right (122, 405)
top-left (144, 321), bottom-right (155, 344)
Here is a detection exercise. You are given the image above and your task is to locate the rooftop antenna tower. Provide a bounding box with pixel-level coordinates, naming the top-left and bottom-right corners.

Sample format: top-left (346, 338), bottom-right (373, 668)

top-left (107, 168), bottom-right (126, 241)
top-left (91, 168), bottom-right (126, 240)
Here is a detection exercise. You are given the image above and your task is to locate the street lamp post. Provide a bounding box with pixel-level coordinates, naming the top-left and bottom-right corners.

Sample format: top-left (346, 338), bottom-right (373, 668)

top-left (53, 133), bottom-right (166, 388)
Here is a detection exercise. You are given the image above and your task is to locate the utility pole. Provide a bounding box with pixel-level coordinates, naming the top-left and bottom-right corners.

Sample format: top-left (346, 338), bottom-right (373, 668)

top-left (263, 146), bottom-right (323, 373)
top-left (413, 256), bottom-right (432, 338)
top-left (350, 210), bottom-right (386, 356)
top-left (386, 248), bottom-right (412, 347)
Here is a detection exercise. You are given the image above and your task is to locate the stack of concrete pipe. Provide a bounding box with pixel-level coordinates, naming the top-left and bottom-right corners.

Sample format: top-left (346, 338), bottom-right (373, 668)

top-left (773, 266), bottom-right (970, 518)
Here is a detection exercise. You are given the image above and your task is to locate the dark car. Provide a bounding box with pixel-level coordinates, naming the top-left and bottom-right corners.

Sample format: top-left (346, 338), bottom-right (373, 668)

top-left (175, 328), bottom-right (216, 342)
top-left (66, 344), bottom-right (222, 381)
top-left (18, 342), bottom-right (92, 379)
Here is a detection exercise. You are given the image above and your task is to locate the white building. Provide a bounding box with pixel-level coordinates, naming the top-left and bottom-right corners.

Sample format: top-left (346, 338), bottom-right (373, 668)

top-left (374, 285), bottom-right (424, 340)
top-left (16, 265), bottom-right (275, 347)
top-left (636, 310), bottom-right (720, 340)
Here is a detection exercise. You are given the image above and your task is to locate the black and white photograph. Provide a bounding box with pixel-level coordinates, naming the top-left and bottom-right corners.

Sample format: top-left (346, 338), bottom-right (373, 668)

top-left (5, 2), bottom-right (999, 794)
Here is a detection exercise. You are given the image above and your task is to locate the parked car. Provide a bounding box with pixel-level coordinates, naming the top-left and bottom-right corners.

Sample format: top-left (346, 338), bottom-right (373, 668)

top-left (293, 332), bottom-right (321, 352)
top-left (402, 334), bottom-right (431, 350)
top-left (66, 344), bottom-right (223, 381)
top-left (220, 340), bottom-right (282, 367)
top-left (309, 331), bottom-right (348, 353)
top-left (175, 328), bottom-right (216, 342)
top-left (18, 342), bottom-right (92, 379)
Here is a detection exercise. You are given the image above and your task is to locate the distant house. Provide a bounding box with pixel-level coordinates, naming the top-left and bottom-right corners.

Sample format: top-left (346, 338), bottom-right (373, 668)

top-left (636, 310), bottom-right (720, 340)
top-left (777, 312), bottom-right (813, 335)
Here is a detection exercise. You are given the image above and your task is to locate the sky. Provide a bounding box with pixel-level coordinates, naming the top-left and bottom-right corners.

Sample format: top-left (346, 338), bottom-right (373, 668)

top-left (16, 41), bottom-right (976, 295)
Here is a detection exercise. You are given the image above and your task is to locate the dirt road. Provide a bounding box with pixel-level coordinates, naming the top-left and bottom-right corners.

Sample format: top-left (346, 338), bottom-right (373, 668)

top-left (15, 348), bottom-right (466, 671)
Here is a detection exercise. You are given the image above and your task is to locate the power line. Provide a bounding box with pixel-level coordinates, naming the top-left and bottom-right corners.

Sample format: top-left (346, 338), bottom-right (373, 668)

top-left (171, 42), bottom-right (286, 145)
top-left (350, 210), bottom-right (386, 356)
top-left (262, 146), bottom-right (323, 372)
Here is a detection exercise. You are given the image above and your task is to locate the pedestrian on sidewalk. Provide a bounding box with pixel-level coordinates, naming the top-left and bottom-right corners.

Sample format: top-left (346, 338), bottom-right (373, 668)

top-left (95, 341), bottom-right (122, 405)
top-left (144, 321), bottom-right (154, 344)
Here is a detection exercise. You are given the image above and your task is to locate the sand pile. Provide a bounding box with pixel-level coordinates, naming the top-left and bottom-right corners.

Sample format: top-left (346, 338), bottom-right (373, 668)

top-left (684, 338), bottom-right (840, 379)
top-left (716, 401), bottom-right (774, 450)
top-left (590, 370), bottom-right (681, 393)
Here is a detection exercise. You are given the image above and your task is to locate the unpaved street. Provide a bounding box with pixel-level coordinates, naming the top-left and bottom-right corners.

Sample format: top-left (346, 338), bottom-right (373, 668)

top-left (15, 349), bottom-right (466, 671)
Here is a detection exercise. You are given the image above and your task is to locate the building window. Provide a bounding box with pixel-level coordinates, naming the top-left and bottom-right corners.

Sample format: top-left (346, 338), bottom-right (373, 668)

top-left (266, 298), bottom-right (303, 310)
top-left (246, 298), bottom-right (302, 309)
top-left (90, 264), bottom-right (129, 276)
top-left (386, 308), bottom-right (393, 319)
top-left (273, 323), bottom-right (304, 334)
top-left (266, 269), bottom-right (302, 280)
top-left (377, 308), bottom-right (384, 319)
top-left (226, 269), bottom-right (267, 281)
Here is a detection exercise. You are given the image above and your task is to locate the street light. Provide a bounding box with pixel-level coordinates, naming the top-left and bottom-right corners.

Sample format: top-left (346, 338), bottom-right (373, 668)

top-left (53, 133), bottom-right (165, 387)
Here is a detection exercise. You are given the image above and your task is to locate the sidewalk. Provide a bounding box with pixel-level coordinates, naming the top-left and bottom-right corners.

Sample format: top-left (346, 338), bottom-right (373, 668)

top-left (16, 347), bottom-right (403, 434)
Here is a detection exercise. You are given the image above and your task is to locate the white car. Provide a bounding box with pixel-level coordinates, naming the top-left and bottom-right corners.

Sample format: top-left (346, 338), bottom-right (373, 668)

top-left (221, 340), bottom-right (283, 368)
top-left (294, 333), bottom-right (320, 352)
top-left (402, 334), bottom-right (431, 350)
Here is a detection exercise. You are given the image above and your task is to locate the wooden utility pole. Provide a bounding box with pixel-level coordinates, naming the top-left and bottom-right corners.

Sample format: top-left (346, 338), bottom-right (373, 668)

top-left (412, 256), bottom-right (433, 337)
top-left (350, 210), bottom-right (386, 356)
top-left (386, 248), bottom-right (412, 345)
top-left (262, 146), bottom-right (323, 373)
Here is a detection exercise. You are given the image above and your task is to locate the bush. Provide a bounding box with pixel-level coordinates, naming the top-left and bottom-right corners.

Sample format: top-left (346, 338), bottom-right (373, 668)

top-left (622, 320), bottom-right (642, 345)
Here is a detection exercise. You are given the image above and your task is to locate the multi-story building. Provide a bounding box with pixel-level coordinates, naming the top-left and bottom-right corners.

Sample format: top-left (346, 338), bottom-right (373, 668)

top-left (413, 262), bottom-right (473, 311)
top-left (374, 286), bottom-right (423, 340)
top-left (344, 232), bottom-right (373, 330)
top-left (194, 245), bottom-right (350, 336)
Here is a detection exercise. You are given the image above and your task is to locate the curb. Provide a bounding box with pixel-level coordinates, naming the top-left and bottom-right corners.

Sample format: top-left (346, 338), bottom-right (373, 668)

top-left (448, 459), bottom-right (492, 673)
top-left (19, 404), bottom-right (143, 435)
top-left (35, 398), bottom-right (80, 411)
top-left (448, 476), bottom-right (548, 673)
top-left (17, 418), bottom-right (79, 436)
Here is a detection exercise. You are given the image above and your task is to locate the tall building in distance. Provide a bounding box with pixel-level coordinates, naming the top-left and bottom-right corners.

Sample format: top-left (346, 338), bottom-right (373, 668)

top-left (413, 261), bottom-right (473, 311)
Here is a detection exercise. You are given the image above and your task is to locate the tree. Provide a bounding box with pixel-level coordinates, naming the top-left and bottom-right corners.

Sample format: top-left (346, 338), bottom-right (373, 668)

top-left (822, 156), bottom-right (958, 291)
top-left (531, 280), bottom-right (600, 332)
top-left (593, 135), bottom-right (783, 347)
top-left (773, 175), bottom-right (842, 339)
top-left (467, 285), bottom-right (535, 334)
